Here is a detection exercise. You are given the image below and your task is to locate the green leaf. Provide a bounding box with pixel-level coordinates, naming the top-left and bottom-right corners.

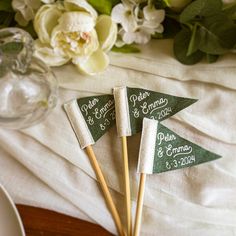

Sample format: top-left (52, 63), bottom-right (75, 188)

top-left (88, 0), bottom-right (120, 15)
top-left (197, 27), bottom-right (227, 54)
top-left (180, 0), bottom-right (222, 23)
top-left (154, 0), bottom-right (168, 9)
top-left (197, 14), bottom-right (236, 54)
top-left (206, 54), bottom-right (219, 63)
top-left (174, 28), bottom-right (204, 65)
top-left (223, 3), bottom-right (236, 19)
top-left (187, 23), bottom-right (199, 55)
top-left (0, 1), bottom-right (13, 12)
top-left (208, 14), bottom-right (236, 49)
top-left (111, 44), bottom-right (140, 53)
top-left (0, 42), bottom-right (24, 54)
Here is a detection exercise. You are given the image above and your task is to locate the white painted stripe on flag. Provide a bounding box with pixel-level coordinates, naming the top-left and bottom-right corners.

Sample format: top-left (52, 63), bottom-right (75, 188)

top-left (64, 100), bottom-right (95, 149)
top-left (113, 86), bottom-right (132, 137)
top-left (137, 118), bottom-right (158, 174)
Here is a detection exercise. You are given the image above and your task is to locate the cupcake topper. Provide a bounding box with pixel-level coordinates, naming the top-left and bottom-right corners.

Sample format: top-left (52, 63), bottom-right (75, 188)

top-left (134, 118), bottom-right (221, 236)
top-left (64, 95), bottom-right (125, 236)
top-left (64, 95), bottom-right (116, 148)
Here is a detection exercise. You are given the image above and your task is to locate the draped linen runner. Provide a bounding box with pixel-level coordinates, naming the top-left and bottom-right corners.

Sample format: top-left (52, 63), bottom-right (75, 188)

top-left (0, 39), bottom-right (236, 235)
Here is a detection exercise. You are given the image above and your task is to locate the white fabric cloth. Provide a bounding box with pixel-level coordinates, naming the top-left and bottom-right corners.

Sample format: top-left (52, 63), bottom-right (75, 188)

top-left (0, 39), bottom-right (236, 235)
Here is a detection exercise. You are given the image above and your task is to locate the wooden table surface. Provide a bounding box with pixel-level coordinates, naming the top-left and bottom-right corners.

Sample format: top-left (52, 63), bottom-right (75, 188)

top-left (16, 204), bottom-right (113, 236)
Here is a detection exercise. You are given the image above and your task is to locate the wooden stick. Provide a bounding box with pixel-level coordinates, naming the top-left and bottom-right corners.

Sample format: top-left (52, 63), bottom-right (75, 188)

top-left (85, 145), bottom-right (126, 236)
top-left (121, 136), bottom-right (132, 236)
top-left (134, 173), bottom-right (146, 236)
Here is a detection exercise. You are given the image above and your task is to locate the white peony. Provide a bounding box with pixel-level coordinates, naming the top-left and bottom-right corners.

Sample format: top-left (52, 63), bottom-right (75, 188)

top-left (12, 0), bottom-right (42, 26)
top-left (34, 0), bottom-right (117, 75)
top-left (111, 1), bottom-right (165, 45)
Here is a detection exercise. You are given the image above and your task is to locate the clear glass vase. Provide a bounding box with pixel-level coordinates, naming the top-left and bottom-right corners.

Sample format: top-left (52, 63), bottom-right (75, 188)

top-left (0, 28), bottom-right (58, 129)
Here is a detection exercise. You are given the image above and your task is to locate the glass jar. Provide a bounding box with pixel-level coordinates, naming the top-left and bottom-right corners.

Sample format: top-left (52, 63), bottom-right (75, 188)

top-left (0, 28), bottom-right (58, 129)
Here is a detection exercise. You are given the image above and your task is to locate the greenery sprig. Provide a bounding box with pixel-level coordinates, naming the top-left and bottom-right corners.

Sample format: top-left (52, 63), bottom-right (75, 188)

top-left (173, 0), bottom-right (236, 65)
top-left (1, 0), bottom-right (236, 65)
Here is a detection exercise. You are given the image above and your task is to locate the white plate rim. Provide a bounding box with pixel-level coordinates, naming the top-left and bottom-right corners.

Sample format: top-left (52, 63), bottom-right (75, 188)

top-left (0, 184), bottom-right (26, 236)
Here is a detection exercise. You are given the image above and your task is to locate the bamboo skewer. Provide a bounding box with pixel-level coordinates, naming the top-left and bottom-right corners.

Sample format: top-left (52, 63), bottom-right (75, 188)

top-left (121, 136), bottom-right (132, 236)
top-left (85, 146), bottom-right (126, 236)
top-left (134, 173), bottom-right (146, 236)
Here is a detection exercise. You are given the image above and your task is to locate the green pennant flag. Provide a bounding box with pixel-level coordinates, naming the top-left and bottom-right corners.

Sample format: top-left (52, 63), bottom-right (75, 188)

top-left (113, 86), bottom-right (197, 136)
top-left (138, 118), bottom-right (221, 174)
top-left (64, 95), bottom-right (116, 149)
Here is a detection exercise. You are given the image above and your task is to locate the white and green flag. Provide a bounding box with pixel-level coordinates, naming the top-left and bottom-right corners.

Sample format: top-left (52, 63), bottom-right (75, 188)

top-left (113, 86), bottom-right (197, 137)
top-left (64, 95), bottom-right (116, 149)
top-left (138, 118), bottom-right (221, 174)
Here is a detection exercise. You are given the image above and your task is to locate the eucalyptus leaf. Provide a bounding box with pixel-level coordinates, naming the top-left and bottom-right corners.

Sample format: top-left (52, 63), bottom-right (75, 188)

top-left (197, 14), bottom-right (236, 54)
top-left (112, 44), bottom-right (140, 53)
top-left (154, 0), bottom-right (168, 9)
top-left (223, 3), bottom-right (236, 19)
top-left (187, 23), bottom-right (199, 56)
top-left (204, 14), bottom-right (236, 49)
top-left (206, 54), bottom-right (219, 63)
top-left (180, 0), bottom-right (222, 23)
top-left (174, 28), bottom-right (204, 65)
top-left (197, 27), bottom-right (228, 54)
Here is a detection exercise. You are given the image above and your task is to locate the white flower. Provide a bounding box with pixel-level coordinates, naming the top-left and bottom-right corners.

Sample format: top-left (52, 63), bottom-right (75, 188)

top-left (112, 1), bottom-right (165, 45)
top-left (34, 4), bottom-right (62, 44)
top-left (111, 3), bottom-right (137, 32)
top-left (34, 0), bottom-right (117, 75)
top-left (34, 39), bottom-right (70, 66)
top-left (51, 12), bottom-right (99, 60)
top-left (12, 0), bottom-right (41, 26)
